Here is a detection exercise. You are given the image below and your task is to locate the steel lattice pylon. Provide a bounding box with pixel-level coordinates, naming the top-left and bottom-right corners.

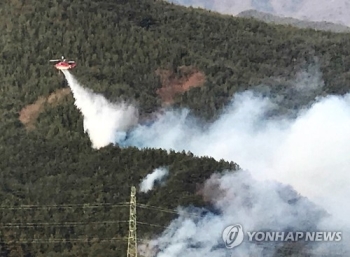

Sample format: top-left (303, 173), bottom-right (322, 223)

top-left (127, 186), bottom-right (137, 257)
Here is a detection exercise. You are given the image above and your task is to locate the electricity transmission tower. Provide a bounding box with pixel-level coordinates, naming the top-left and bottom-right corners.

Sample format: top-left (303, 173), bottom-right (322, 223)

top-left (127, 186), bottom-right (137, 257)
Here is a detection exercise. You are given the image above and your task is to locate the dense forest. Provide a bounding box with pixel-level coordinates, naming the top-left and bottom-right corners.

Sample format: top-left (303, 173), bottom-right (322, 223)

top-left (1, 0), bottom-right (350, 256)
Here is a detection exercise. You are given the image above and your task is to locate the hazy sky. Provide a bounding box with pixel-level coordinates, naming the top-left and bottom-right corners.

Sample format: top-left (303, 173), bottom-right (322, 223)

top-left (167, 0), bottom-right (350, 26)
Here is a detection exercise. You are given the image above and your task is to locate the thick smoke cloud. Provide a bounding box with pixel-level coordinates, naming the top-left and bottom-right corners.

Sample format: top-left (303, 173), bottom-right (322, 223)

top-left (140, 167), bottom-right (169, 193)
top-left (119, 73), bottom-right (350, 217)
top-left (118, 68), bottom-right (349, 255)
top-left (167, 0), bottom-right (350, 26)
top-left (61, 70), bottom-right (138, 149)
top-left (139, 170), bottom-right (342, 257)
top-left (62, 67), bottom-right (349, 255)
top-left (128, 91), bottom-right (350, 254)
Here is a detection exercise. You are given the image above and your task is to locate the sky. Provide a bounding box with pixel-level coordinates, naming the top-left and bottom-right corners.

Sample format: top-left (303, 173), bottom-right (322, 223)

top-left (167, 0), bottom-right (350, 26)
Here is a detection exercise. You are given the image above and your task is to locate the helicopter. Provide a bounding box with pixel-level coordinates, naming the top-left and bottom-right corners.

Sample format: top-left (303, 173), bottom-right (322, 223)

top-left (49, 56), bottom-right (77, 70)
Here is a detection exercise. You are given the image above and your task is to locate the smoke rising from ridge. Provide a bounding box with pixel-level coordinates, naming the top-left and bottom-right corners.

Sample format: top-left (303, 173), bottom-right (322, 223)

top-left (139, 170), bottom-right (342, 257)
top-left (132, 91), bottom-right (350, 255)
top-left (140, 167), bottom-right (169, 193)
top-left (63, 68), bottom-right (350, 255)
top-left (119, 77), bottom-right (350, 228)
top-left (61, 70), bottom-right (138, 149)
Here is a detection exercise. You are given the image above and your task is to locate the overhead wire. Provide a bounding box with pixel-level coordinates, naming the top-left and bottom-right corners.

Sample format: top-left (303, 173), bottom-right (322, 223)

top-left (0, 201), bottom-right (198, 246)
top-left (0, 237), bottom-right (152, 244)
top-left (0, 202), bottom-right (178, 213)
top-left (0, 220), bottom-right (129, 228)
top-left (0, 202), bottom-right (130, 210)
top-left (0, 221), bottom-right (166, 229)
top-left (0, 202), bottom-right (202, 217)
top-left (0, 203), bottom-right (338, 256)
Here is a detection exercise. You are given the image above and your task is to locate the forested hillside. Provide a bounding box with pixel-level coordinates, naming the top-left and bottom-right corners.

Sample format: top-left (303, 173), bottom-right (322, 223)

top-left (1, 0), bottom-right (350, 256)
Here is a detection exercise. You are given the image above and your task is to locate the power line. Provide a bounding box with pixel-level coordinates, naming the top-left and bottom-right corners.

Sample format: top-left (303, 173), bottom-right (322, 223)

top-left (0, 237), bottom-right (151, 244)
top-left (0, 192), bottom-right (196, 254)
top-left (0, 202), bottom-right (200, 218)
top-left (0, 238), bottom-right (129, 244)
top-left (136, 203), bottom-right (178, 214)
top-left (0, 220), bottom-right (129, 228)
top-left (136, 221), bottom-right (166, 228)
top-left (0, 195), bottom-right (340, 256)
top-left (0, 203), bottom-right (179, 215)
top-left (0, 202), bottom-right (130, 210)
top-left (0, 221), bottom-right (166, 229)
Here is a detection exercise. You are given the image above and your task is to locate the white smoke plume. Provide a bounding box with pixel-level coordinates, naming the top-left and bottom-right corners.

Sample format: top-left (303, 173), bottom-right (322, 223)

top-left (62, 68), bottom-right (350, 255)
top-left (140, 167), bottom-right (169, 193)
top-left (139, 170), bottom-right (341, 257)
top-left (120, 83), bottom-right (350, 225)
top-left (61, 70), bottom-right (138, 149)
top-left (118, 69), bottom-right (349, 255)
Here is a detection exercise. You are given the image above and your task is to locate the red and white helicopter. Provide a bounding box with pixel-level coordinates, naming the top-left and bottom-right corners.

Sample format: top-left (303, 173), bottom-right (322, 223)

top-left (49, 56), bottom-right (77, 70)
